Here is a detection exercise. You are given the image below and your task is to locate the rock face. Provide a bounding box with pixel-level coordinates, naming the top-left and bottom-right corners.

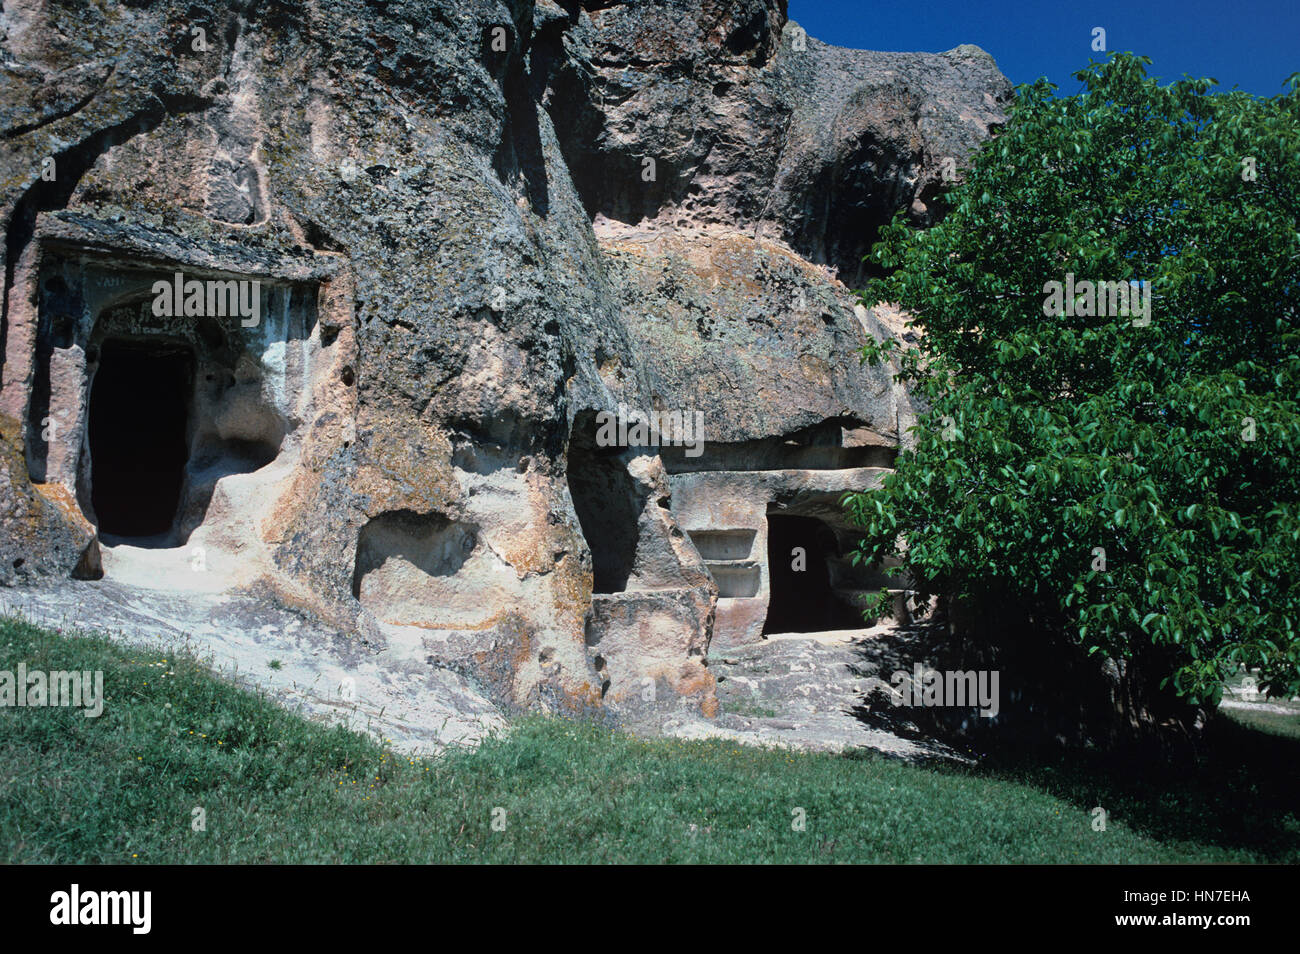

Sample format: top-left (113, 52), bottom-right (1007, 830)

top-left (0, 0), bottom-right (1009, 725)
top-left (542, 1), bottom-right (1009, 285)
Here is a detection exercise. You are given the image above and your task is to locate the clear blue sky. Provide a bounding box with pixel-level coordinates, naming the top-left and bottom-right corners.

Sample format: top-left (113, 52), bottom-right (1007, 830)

top-left (787, 0), bottom-right (1298, 97)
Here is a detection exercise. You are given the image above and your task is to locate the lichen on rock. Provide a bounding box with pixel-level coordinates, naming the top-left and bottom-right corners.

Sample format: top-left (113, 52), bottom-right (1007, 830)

top-left (0, 0), bottom-right (1008, 738)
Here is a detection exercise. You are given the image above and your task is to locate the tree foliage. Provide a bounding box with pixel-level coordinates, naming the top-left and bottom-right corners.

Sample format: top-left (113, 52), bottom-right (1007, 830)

top-left (846, 54), bottom-right (1300, 707)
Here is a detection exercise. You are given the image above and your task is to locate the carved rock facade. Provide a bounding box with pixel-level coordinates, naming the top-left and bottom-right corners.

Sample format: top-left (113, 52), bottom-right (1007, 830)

top-left (0, 0), bottom-right (1009, 720)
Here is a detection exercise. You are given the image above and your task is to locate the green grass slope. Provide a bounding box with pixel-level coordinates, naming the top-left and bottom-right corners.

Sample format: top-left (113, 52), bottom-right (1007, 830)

top-left (2, 616), bottom-right (1296, 864)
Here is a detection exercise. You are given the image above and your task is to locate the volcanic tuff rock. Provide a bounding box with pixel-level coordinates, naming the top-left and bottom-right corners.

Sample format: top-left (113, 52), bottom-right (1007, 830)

top-left (0, 0), bottom-right (1008, 726)
top-left (543, 0), bottom-right (1010, 285)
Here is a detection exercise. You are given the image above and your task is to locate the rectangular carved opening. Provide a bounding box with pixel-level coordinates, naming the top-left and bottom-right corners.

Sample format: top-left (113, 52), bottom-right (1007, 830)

top-left (687, 529), bottom-right (756, 562)
top-left (88, 337), bottom-right (194, 540)
top-left (711, 563), bottom-right (760, 599)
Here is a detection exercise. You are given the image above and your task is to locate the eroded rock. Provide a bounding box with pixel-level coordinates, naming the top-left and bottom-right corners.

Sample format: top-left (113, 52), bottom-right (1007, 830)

top-left (0, 0), bottom-right (1008, 745)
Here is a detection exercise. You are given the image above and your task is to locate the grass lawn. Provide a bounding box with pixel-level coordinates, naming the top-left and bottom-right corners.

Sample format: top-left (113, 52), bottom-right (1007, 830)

top-left (2, 615), bottom-right (1296, 864)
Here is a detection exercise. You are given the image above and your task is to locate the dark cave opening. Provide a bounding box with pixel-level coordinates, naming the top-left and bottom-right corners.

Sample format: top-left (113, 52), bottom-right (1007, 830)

top-left (88, 338), bottom-right (194, 540)
top-left (566, 413), bottom-right (641, 594)
top-left (762, 513), bottom-right (857, 635)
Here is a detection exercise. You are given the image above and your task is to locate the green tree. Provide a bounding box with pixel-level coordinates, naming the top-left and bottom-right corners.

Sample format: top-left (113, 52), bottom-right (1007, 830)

top-left (846, 54), bottom-right (1300, 721)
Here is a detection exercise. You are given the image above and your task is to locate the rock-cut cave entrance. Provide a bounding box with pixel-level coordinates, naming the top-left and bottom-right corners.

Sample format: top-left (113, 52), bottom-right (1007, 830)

top-left (762, 513), bottom-right (858, 635)
top-left (566, 412), bottom-right (641, 593)
top-left (88, 338), bottom-right (194, 540)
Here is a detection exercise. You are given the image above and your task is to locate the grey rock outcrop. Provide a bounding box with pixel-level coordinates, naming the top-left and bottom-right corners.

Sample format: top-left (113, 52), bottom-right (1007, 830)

top-left (541, 1), bottom-right (1010, 284)
top-left (0, 0), bottom-right (1008, 728)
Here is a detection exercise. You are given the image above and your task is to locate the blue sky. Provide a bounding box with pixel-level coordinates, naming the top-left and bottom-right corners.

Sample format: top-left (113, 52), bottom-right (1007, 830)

top-left (787, 0), bottom-right (1298, 97)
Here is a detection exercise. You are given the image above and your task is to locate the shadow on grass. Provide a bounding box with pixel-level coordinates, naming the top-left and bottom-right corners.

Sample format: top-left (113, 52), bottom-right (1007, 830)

top-left (960, 711), bottom-right (1300, 862)
top-left (840, 620), bottom-right (1300, 861)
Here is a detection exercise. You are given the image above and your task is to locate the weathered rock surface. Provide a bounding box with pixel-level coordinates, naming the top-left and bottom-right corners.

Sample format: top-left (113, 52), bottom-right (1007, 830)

top-left (598, 221), bottom-right (915, 446)
top-left (543, 1), bottom-right (1011, 284)
top-left (0, 414), bottom-right (98, 579)
top-left (0, 0), bottom-right (1009, 748)
top-left (645, 626), bottom-right (970, 760)
top-left (2, 581), bottom-right (507, 752)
